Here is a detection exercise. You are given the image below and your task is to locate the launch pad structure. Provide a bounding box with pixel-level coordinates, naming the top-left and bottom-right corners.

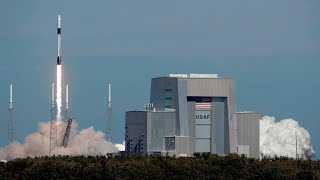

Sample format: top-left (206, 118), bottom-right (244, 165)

top-left (61, 118), bottom-right (73, 147)
top-left (50, 82), bottom-right (57, 156)
top-left (49, 82), bottom-right (57, 156)
top-left (50, 83), bottom-right (74, 154)
top-left (61, 85), bottom-right (73, 148)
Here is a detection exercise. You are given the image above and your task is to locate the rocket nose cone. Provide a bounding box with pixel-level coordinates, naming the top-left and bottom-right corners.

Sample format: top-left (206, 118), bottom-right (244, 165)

top-left (58, 15), bottom-right (61, 28)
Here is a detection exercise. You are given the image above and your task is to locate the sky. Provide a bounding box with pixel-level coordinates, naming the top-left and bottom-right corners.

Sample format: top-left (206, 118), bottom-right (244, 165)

top-left (0, 1), bottom-right (319, 157)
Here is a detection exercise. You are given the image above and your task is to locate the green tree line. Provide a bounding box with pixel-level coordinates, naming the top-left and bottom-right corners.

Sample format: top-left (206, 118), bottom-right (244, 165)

top-left (1, 153), bottom-right (320, 179)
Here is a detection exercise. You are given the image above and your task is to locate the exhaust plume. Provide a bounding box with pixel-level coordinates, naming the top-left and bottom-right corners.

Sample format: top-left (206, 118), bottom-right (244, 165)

top-left (0, 120), bottom-right (119, 160)
top-left (56, 65), bottom-right (62, 120)
top-left (260, 116), bottom-right (315, 159)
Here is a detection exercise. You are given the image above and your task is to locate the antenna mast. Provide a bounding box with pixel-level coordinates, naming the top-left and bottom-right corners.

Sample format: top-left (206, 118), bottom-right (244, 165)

top-left (50, 82), bottom-right (57, 156)
top-left (106, 83), bottom-right (112, 142)
top-left (8, 83), bottom-right (14, 143)
top-left (66, 84), bottom-right (69, 118)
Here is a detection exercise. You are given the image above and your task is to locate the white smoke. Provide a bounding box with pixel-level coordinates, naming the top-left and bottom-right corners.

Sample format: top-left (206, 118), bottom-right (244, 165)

top-left (260, 116), bottom-right (314, 159)
top-left (0, 120), bottom-right (119, 160)
top-left (56, 65), bottom-right (62, 120)
top-left (115, 141), bottom-right (125, 151)
top-left (1, 116), bottom-right (314, 160)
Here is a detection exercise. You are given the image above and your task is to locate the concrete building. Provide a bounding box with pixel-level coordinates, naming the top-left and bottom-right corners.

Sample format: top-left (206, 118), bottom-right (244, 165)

top-left (125, 110), bottom-right (176, 154)
top-left (125, 74), bottom-right (259, 158)
top-left (236, 112), bottom-right (260, 158)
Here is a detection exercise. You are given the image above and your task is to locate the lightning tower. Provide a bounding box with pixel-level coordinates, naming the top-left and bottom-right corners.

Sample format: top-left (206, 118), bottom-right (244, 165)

top-left (65, 84), bottom-right (69, 118)
top-left (49, 82), bottom-right (57, 156)
top-left (8, 83), bottom-right (14, 143)
top-left (106, 84), bottom-right (112, 142)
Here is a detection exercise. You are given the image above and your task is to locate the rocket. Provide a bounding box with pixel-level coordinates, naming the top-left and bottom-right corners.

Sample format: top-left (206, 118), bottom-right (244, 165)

top-left (57, 15), bottom-right (62, 65)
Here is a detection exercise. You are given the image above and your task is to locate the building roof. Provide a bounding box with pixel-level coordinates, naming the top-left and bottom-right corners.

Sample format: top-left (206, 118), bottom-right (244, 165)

top-left (236, 111), bottom-right (259, 114)
top-left (127, 109), bottom-right (176, 113)
top-left (167, 74), bottom-right (219, 78)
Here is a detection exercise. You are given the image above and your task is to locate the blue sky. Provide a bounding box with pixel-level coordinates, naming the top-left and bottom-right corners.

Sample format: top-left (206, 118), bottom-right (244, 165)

top-left (0, 1), bottom-right (319, 157)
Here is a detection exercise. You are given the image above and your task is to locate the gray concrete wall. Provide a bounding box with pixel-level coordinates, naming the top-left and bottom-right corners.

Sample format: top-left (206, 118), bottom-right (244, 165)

top-left (150, 77), bottom-right (180, 135)
top-left (148, 111), bottom-right (176, 152)
top-left (236, 112), bottom-right (260, 158)
top-left (125, 111), bottom-right (148, 153)
top-left (128, 75), bottom-right (259, 158)
top-left (150, 76), bottom-right (238, 155)
top-left (212, 98), bottom-right (228, 155)
top-left (126, 110), bottom-right (177, 154)
top-left (188, 102), bottom-right (196, 154)
top-left (177, 79), bottom-right (189, 136)
top-left (186, 78), bottom-right (237, 153)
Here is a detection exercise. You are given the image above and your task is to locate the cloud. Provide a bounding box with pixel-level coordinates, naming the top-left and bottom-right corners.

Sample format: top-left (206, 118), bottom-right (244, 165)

top-left (260, 116), bottom-right (314, 159)
top-left (1, 116), bottom-right (315, 160)
top-left (0, 120), bottom-right (119, 160)
top-left (115, 141), bottom-right (125, 151)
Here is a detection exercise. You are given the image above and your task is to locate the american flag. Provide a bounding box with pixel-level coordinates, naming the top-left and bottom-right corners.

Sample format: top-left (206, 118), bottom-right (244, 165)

top-left (196, 102), bottom-right (211, 110)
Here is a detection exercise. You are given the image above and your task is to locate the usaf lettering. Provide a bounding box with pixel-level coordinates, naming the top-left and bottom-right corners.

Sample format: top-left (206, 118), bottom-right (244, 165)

top-left (196, 115), bottom-right (210, 119)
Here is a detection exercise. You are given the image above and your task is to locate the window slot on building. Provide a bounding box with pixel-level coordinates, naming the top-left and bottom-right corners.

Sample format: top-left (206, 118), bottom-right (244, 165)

top-left (164, 88), bottom-right (172, 92)
top-left (165, 97), bottom-right (172, 100)
top-left (165, 105), bottom-right (172, 108)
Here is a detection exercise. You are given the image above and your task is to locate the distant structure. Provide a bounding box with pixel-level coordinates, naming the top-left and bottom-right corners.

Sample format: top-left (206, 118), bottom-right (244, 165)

top-left (65, 85), bottom-right (69, 119)
top-left (106, 84), bottom-right (112, 142)
top-left (49, 82), bottom-right (57, 156)
top-left (8, 83), bottom-right (14, 143)
top-left (236, 112), bottom-right (260, 158)
top-left (61, 84), bottom-right (73, 147)
top-left (125, 74), bottom-right (260, 158)
top-left (61, 118), bottom-right (73, 147)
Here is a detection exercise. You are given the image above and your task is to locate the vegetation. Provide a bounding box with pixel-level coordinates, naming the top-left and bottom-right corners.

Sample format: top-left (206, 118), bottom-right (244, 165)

top-left (1, 153), bottom-right (320, 179)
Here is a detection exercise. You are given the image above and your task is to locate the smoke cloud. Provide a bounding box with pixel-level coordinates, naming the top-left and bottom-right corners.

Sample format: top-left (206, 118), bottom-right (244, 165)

top-left (0, 120), bottom-right (119, 160)
top-left (115, 141), bottom-right (125, 151)
top-left (260, 116), bottom-right (314, 159)
top-left (1, 116), bottom-right (315, 160)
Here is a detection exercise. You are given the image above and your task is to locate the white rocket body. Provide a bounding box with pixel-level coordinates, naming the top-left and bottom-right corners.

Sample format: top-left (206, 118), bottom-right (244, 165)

top-left (57, 15), bottom-right (62, 65)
